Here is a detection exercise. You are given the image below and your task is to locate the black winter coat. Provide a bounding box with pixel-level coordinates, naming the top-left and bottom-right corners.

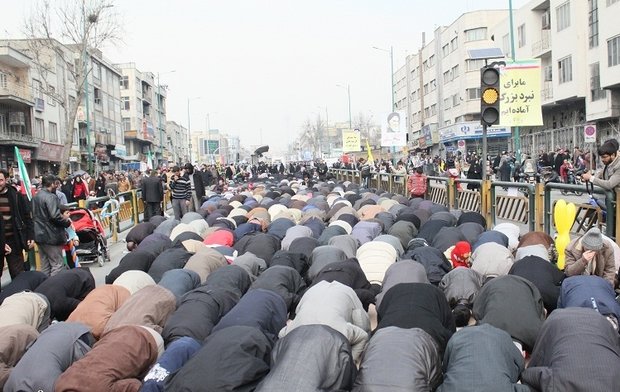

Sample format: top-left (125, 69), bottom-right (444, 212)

top-left (34, 268), bottom-right (95, 321)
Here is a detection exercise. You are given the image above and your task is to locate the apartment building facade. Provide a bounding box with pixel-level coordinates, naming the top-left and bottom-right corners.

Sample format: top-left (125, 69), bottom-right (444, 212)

top-left (394, 10), bottom-right (511, 157)
top-left (394, 0), bottom-right (620, 158)
top-left (165, 120), bottom-right (189, 164)
top-left (492, 0), bottom-right (620, 155)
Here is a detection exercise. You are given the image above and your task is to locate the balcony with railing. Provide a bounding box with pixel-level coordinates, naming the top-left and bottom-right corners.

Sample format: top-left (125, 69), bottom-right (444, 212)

top-left (0, 83), bottom-right (34, 105)
top-left (532, 30), bottom-right (551, 58)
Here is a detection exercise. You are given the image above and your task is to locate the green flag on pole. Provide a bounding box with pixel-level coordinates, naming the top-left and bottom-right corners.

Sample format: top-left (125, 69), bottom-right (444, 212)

top-left (14, 146), bottom-right (32, 201)
top-left (147, 150), bottom-right (154, 169)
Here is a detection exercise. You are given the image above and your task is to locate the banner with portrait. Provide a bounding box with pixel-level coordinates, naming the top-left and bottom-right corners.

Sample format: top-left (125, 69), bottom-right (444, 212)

top-left (381, 111), bottom-right (406, 147)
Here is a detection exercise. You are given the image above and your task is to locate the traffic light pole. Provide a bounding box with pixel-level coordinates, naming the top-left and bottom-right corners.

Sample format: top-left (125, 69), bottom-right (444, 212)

top-left (481, 123), bottom-right (488, 180)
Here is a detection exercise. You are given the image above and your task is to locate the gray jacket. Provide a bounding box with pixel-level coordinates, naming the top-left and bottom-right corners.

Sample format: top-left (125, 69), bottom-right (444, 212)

top-left (354, 326), bottom-right (442, 392)
top-left (591, 154), bottom-right (620, 192)
top-left (256, 325), bottom-right (356, 392)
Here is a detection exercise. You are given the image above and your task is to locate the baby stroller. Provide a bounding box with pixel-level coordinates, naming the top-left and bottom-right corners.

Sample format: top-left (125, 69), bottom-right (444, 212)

top-left (68, 208), bottom-right (109, 267)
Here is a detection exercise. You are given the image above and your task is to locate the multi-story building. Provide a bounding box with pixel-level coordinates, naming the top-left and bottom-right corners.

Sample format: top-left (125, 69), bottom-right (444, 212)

top-left (394, 10), bottom-right (510, 157)
top-left (1, 40), bottom-right (125, 174)
top-left (77, 49), bottom-right (123, 172)
top-left (116, 63), bottom-right (169, 167)
top-left (165, 120), bottom-right (189, 165)
top-left (492, 0), bottom-right (620, 155)
top-left (395, 0), bottom-right (620, 158)
top-left (0, 45), bottom-right (36, 174)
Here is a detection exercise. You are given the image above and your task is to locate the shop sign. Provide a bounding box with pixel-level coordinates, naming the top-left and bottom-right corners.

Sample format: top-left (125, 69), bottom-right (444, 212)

top-left (36, 141), bottom-right (64, 162)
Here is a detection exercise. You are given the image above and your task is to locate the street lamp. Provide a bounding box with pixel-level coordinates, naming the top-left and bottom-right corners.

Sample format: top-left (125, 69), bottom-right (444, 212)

top-left (336, 84), bottom-right (351, 129)
top-left (372, 46), bottom-right (395, 110)
top-left (187, 96), bottom-right (201, 163)
top-left (157, 70), bottom-right (175, 161)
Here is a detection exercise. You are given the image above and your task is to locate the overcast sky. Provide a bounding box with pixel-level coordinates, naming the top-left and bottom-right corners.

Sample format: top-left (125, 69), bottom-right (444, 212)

top-left (2, 0), bottom-right (528, 153)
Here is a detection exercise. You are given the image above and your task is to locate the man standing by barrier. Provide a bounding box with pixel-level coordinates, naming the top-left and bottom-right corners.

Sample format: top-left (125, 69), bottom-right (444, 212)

top-left (169, 166), bottom-right (191, 220)
top-left (141, 169), bottom-right (164, 222)
top-left (32, 175), bottom-right (71, 276)
top-left (0, 169), bottom-right (34, 282)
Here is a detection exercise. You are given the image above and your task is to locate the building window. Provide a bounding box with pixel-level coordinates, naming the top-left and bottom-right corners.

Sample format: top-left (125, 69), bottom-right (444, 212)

top-left (590, 63), bottom-right (607, 101)
top-left (607, 0), bottom-right (619, 5)
top-left (444, 97), bottom-right (452, 109)
top-left (465, 27), bottom-right (487, 42)
top-left (452, 64), bottom-right (459, 78)
top-left (450, 36), bottom-right (458, 51)
top-left (424, 107), bottom-right (430, 117)
top-left (467, 88), bottom-right (481, 100)
top-left (442, 44), bottom-right (450, 57)
top-left (558, 56), bottom-right (573, 83)
top-left (430, 104), bottom-right (437, 116)
top-left (122, 96), bottom-right (130, 110)
top-left (589, 0), bottom-right (599, 48)
top-left (423, 83), bottom-right (429, 95)
top-left (518, 24), bottom-right (526, 47)
top-left (49, 121), bottom-right (58, 142)
top-left (0, 72), bottom-right (6, 89)
top-left (467, 59), bottom-right (485, 71)
top-left (430, 79), bottom-right (437, 91)
top-left (444, 119), bottom-right (452, 126)
top-left (35, 118), bottom-right (45, 139)
top-left (608, 35), bottom-right (620, 66)
top-left (453, 93), bottom-right (460, 106)
top-left (122, 117), bottom-right (131, 131)
top-left (428, 55), bottom-right (435, 67)
top-left (92, 60), bottom-right (102, 81)
top-left (556, 1), bottom-right (571, 32)
top-left (93, 87), bottom-right (101, 106)
top-left (502, 34), bottom-right (511, 57)
top-left (120, 75), bottom-right (129, 89)
top-left (423, 60), bottom-right (429, 70)
top-left (73, 128), bottom-right (79, 145)
top-left (47, 86), bottom-right (56, 106)
top-left (443, 70), bottom-right (450, 84)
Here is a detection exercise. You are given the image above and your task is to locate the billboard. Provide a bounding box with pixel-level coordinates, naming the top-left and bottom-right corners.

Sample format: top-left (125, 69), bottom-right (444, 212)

top-left (499, 59), bottom-right (543, 126)
top-left (342, 130), bottom-right (361, 152)
top-left (380, 111), bottom-right (406, 147)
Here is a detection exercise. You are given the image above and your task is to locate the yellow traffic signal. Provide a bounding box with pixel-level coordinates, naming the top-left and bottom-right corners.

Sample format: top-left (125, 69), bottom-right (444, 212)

top-left (480, 66), bottom-right (500, 126)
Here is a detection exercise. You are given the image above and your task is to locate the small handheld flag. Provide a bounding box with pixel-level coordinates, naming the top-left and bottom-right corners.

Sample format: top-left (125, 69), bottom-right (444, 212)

top-left (14, 146), bottom-right (32, 201)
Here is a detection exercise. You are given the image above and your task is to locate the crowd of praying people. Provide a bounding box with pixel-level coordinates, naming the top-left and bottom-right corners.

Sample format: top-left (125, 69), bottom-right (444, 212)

top-left (0, 175), bottom-right (619, 391)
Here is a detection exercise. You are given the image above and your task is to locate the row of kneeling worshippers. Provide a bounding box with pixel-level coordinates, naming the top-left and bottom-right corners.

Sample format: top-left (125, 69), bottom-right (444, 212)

top-left (0, 178), bottom-right (619, 392)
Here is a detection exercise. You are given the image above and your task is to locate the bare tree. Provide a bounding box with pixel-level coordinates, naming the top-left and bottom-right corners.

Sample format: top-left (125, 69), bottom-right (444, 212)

top-left (22, 0), bottom-right (121, 177)
top-left (353, 112), bottom-right (379, 145)
top-left (298, 114), bottom-right (325, 159)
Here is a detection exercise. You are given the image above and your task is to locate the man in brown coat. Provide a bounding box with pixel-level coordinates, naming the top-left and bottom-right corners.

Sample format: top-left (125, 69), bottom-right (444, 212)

top-left (564, 227), bottom-right (616, 286)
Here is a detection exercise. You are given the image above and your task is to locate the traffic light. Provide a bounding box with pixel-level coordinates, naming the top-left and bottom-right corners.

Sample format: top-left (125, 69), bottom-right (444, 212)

top-left (480, 66), bottom-right (500, 126)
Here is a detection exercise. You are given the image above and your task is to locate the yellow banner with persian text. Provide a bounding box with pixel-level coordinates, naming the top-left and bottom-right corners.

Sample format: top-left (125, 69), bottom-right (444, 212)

top-left (342, 130), bottom-right (361, 152)
top-left (499, 59), bottom-right (543, 127)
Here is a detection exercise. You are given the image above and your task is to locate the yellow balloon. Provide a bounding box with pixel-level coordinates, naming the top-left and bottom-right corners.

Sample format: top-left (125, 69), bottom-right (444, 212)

top-left (554, 199), bottom-right (576, 270)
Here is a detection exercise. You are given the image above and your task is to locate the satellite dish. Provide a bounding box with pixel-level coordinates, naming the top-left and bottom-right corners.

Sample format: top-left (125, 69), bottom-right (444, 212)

top-left (254, 145), bottom-right (269, 157)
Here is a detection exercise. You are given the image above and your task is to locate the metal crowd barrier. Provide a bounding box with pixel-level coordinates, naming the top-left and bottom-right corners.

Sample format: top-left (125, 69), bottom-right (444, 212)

top-left (489, 181), bottom-right (535, 231)
top-left (453, 179), bottom-right (483, 213)
top-left (323, 168), bottom-right (620, 244)
top-left (427, 176), bottom-right (449, 207)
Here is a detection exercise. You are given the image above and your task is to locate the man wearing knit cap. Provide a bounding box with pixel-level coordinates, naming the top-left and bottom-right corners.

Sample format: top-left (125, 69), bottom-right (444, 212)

top-left (564, 227), bottom-right (616, 286)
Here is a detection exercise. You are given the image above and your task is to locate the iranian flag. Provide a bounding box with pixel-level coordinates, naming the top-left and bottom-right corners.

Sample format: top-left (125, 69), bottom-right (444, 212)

top-left (14, 146), bottom-right (32, 201)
